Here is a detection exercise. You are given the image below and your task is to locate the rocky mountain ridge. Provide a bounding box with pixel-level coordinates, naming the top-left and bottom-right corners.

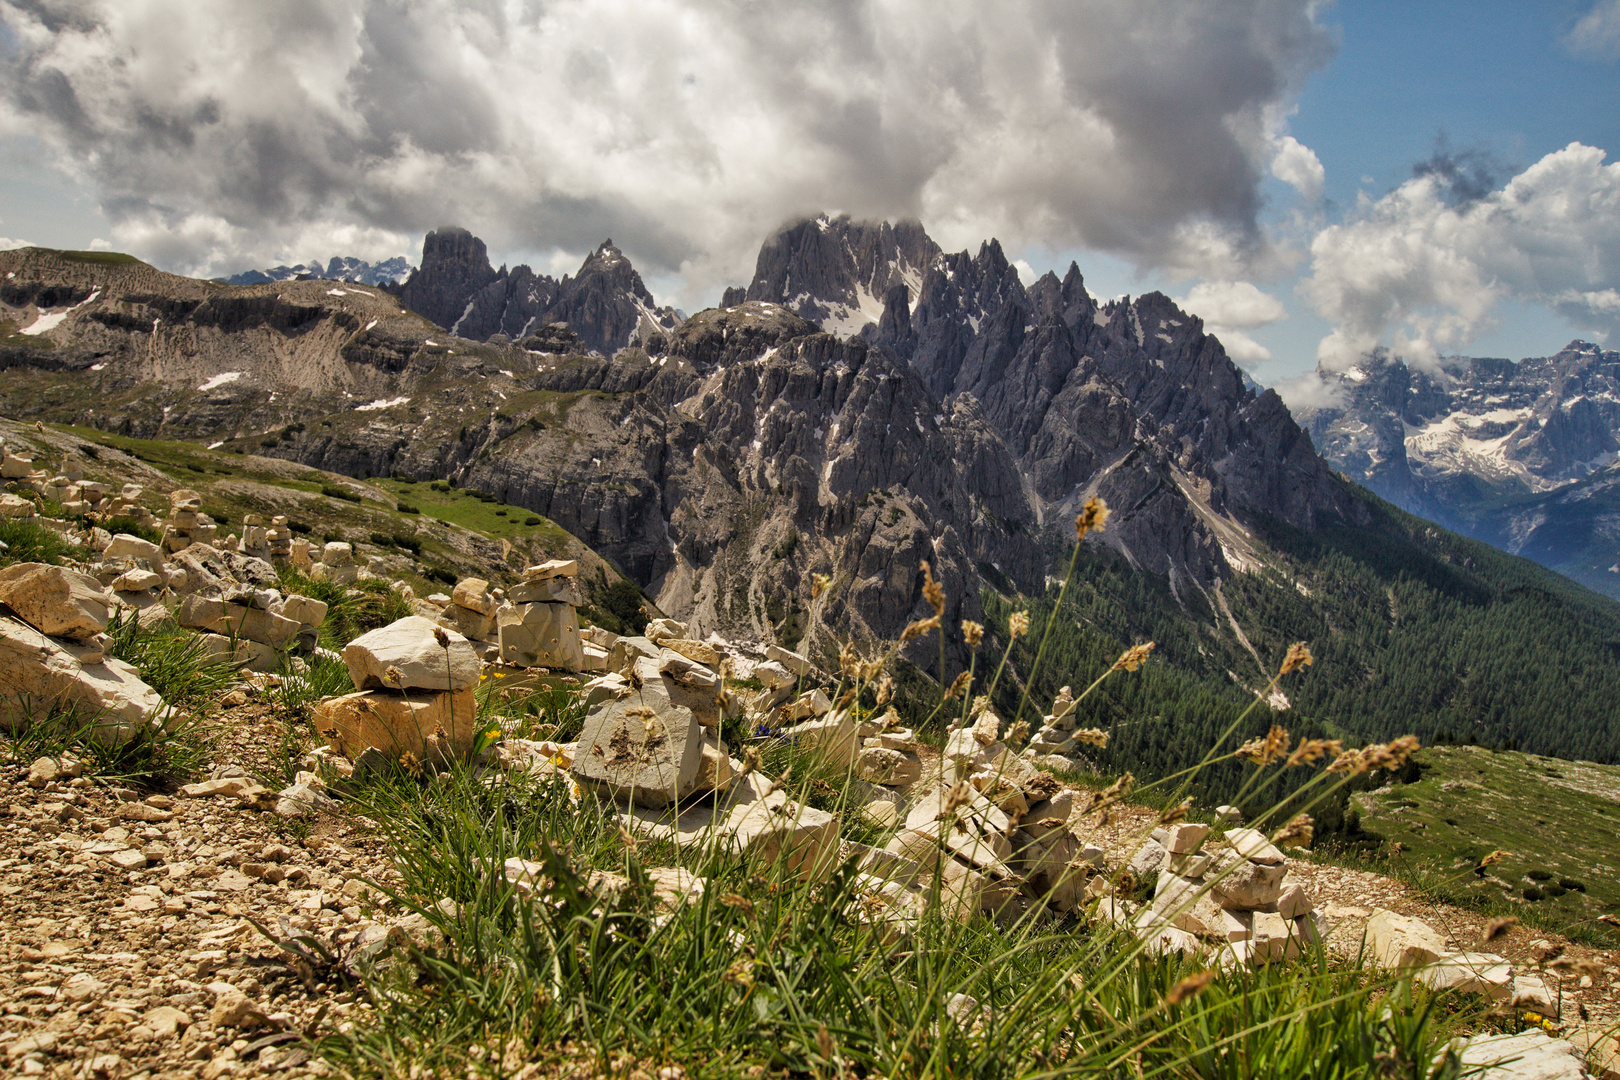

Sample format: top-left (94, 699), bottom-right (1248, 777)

top-left (1292, 341), bottom-right (1620, 597)
top-left (394, 227), bottom-right (681, 356)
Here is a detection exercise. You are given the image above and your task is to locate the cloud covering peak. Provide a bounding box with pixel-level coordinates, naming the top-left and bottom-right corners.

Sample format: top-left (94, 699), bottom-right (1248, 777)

top-left (0, 0), bottom-right (1334, 300)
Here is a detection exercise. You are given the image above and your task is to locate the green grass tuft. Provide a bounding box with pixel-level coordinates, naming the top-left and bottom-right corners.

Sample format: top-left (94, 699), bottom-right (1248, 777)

top-left (0, 517), bottom-right (73, 566)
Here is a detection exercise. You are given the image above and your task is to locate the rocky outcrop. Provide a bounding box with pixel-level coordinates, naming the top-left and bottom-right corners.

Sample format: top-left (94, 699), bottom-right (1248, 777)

top-left (735, 215), bottom-right (1364, 589)
top-left (394, 231), bottom-right (679, 355)
top-left (396, 227), bottom-right (501, 332)
top-left (0, 216), bottom-right (1388, 668)
top-left (742, 215), bottom-right (939, 335)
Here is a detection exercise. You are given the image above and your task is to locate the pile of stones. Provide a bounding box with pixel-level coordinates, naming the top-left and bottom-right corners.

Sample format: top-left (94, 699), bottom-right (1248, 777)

top-left (312, 616), bottom-right (482, 762)
top-left (1021, 685), bottom-right (1086, 770)
top-left (101, 482), bottom-right (157, 527)
top-left (309, 541), bottom-right (359, 584)
top-left (0, 441), bottom-right (40, 482)
top-left (0, 562), bottom-right (162, 744)
top-left (1119, 823), bottom-right (1329, 962)
top-left (160, 489), bottom-right (219, 554)
top-left (496, 559), bottom-right (587, 670)
top-left (175, 587), bottom-right (327, 672)
top-left (265, 515), bottom-right (293, 560)
top-left (235, 513), bottom-right (271, 560)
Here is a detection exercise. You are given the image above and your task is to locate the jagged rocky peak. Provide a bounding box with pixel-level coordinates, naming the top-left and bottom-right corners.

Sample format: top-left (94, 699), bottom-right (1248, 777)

top-left (741, 214), bottom-right (941, 336)
top-left (1026, 262), bottom-right (1096, 327)
top-left (397, 226), bottom-right (501, 331)
top-left (392, 228), bottom-right (679, 356)
top-left (1292, 339), bottom-right (1620, 591)
top-left (665, 302), bottom-right (821, 370)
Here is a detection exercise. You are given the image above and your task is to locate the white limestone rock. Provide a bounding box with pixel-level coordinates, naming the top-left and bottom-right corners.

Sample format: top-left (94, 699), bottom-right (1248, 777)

top-left (0, 563), bottom-right (111, 641)
top-left (342, 616), bottom-right (480, 691)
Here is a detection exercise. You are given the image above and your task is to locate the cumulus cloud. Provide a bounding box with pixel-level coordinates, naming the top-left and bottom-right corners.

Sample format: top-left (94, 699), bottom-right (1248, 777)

top-left (0, 237), bottom-right (33, 250)
top-left (1178, 279), bottom-right (1288, 363)
top-left (1301, 142), bottom-right (1620, 370)
top-left (0, 0), bottom-right (1334, 304)
top-left (1568, 0), bottom-right (1620, 59)
top-left (1270, 135), bottom-right (1324, 203)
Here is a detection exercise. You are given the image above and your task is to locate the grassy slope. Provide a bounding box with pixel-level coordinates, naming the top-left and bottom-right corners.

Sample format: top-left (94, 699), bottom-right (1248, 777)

top-left (33, 423), bottom-right (613, 590)
top-left (1353, 745), bottom-right (1620, 920)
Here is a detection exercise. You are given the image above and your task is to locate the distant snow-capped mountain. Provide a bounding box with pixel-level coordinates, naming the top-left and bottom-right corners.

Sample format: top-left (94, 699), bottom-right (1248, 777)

top-left (1291, 341), bottom-right (1620, 597)
top-left (225, 255), bottom-right (414, 287)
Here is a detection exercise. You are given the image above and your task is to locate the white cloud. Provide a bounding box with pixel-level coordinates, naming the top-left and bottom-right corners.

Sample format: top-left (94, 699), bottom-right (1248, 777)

top-left (1568, 0), bottom-right (1620, 60)
top-left (1177, 279), bottom-right (1288, 363)
top-left (0, 1), bottom-right (1334, 304)
top-left (1269, 134), bottom-right (1324, 203)
top-left (0, 237), bottom-right (34, 250)
top-left (1301, 142), bottom-right (1620, 370)
top-left (1273, 370), bottom-right (1347, 414)
top-left (1181, 280), bottom-right (1288, 329)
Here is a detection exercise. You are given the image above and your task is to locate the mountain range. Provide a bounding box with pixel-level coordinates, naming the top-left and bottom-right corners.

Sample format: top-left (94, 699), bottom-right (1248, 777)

top-left (4, 223), bottom-right (1620, 761)
top-left (225, 255), bottom-right (414, 287)
top-left (1292, 342), bottom-right (1620, 598)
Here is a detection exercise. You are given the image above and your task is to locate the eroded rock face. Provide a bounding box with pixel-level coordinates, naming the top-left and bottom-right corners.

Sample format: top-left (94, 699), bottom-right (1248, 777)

top-left (0, 216), bottom-right (1374, 662)
top-left (395, 230), bottom-right (679, 355)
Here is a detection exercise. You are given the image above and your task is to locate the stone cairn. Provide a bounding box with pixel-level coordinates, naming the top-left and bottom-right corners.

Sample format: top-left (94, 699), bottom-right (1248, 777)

top-left (1021, 685), bottom-right (1085, 770)
top-left (435, 576), bottom-right (500, 657)
top-left (160, 489), bottom-right (218, 554)
top-left (1121, 823), bottom-right (1328, 962)
top-left (175, 586), bottom-right (328, 672)
top-left (312, 616), bottom-right (482, 763)
top-left (311, 541), bottom-right (358, 584)
top-left (39, 463), bottom-right (110, 519)
top-left (265, 515), bottom-right (293, 560)
top-left (236, 513), bottom-right (272, 561)
top-left (0, 441), bottom-right (40, 482)
top-left (103, 483), bottom-right (157, 527)
top-left (496, 559), bottom-right (586, 670)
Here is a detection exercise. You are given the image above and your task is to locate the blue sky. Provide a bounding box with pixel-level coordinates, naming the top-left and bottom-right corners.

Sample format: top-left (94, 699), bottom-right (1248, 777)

top-left (2, 1), bottom-right (1618, 387)
top-left (1064, 1), bottom-right (1620, 381)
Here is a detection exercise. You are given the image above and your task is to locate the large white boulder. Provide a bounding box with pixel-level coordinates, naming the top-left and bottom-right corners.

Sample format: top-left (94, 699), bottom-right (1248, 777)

top-left (1450, 1030), bottom-right (1586, 1080)
top-left (0, 616), bottom-right (162, 744)
top-left (103, 533), bottom-right (162, 564)
top-left (572, 698), bottom-right (703, 808)
top-left (341, 616), bottom-right (480, 692)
